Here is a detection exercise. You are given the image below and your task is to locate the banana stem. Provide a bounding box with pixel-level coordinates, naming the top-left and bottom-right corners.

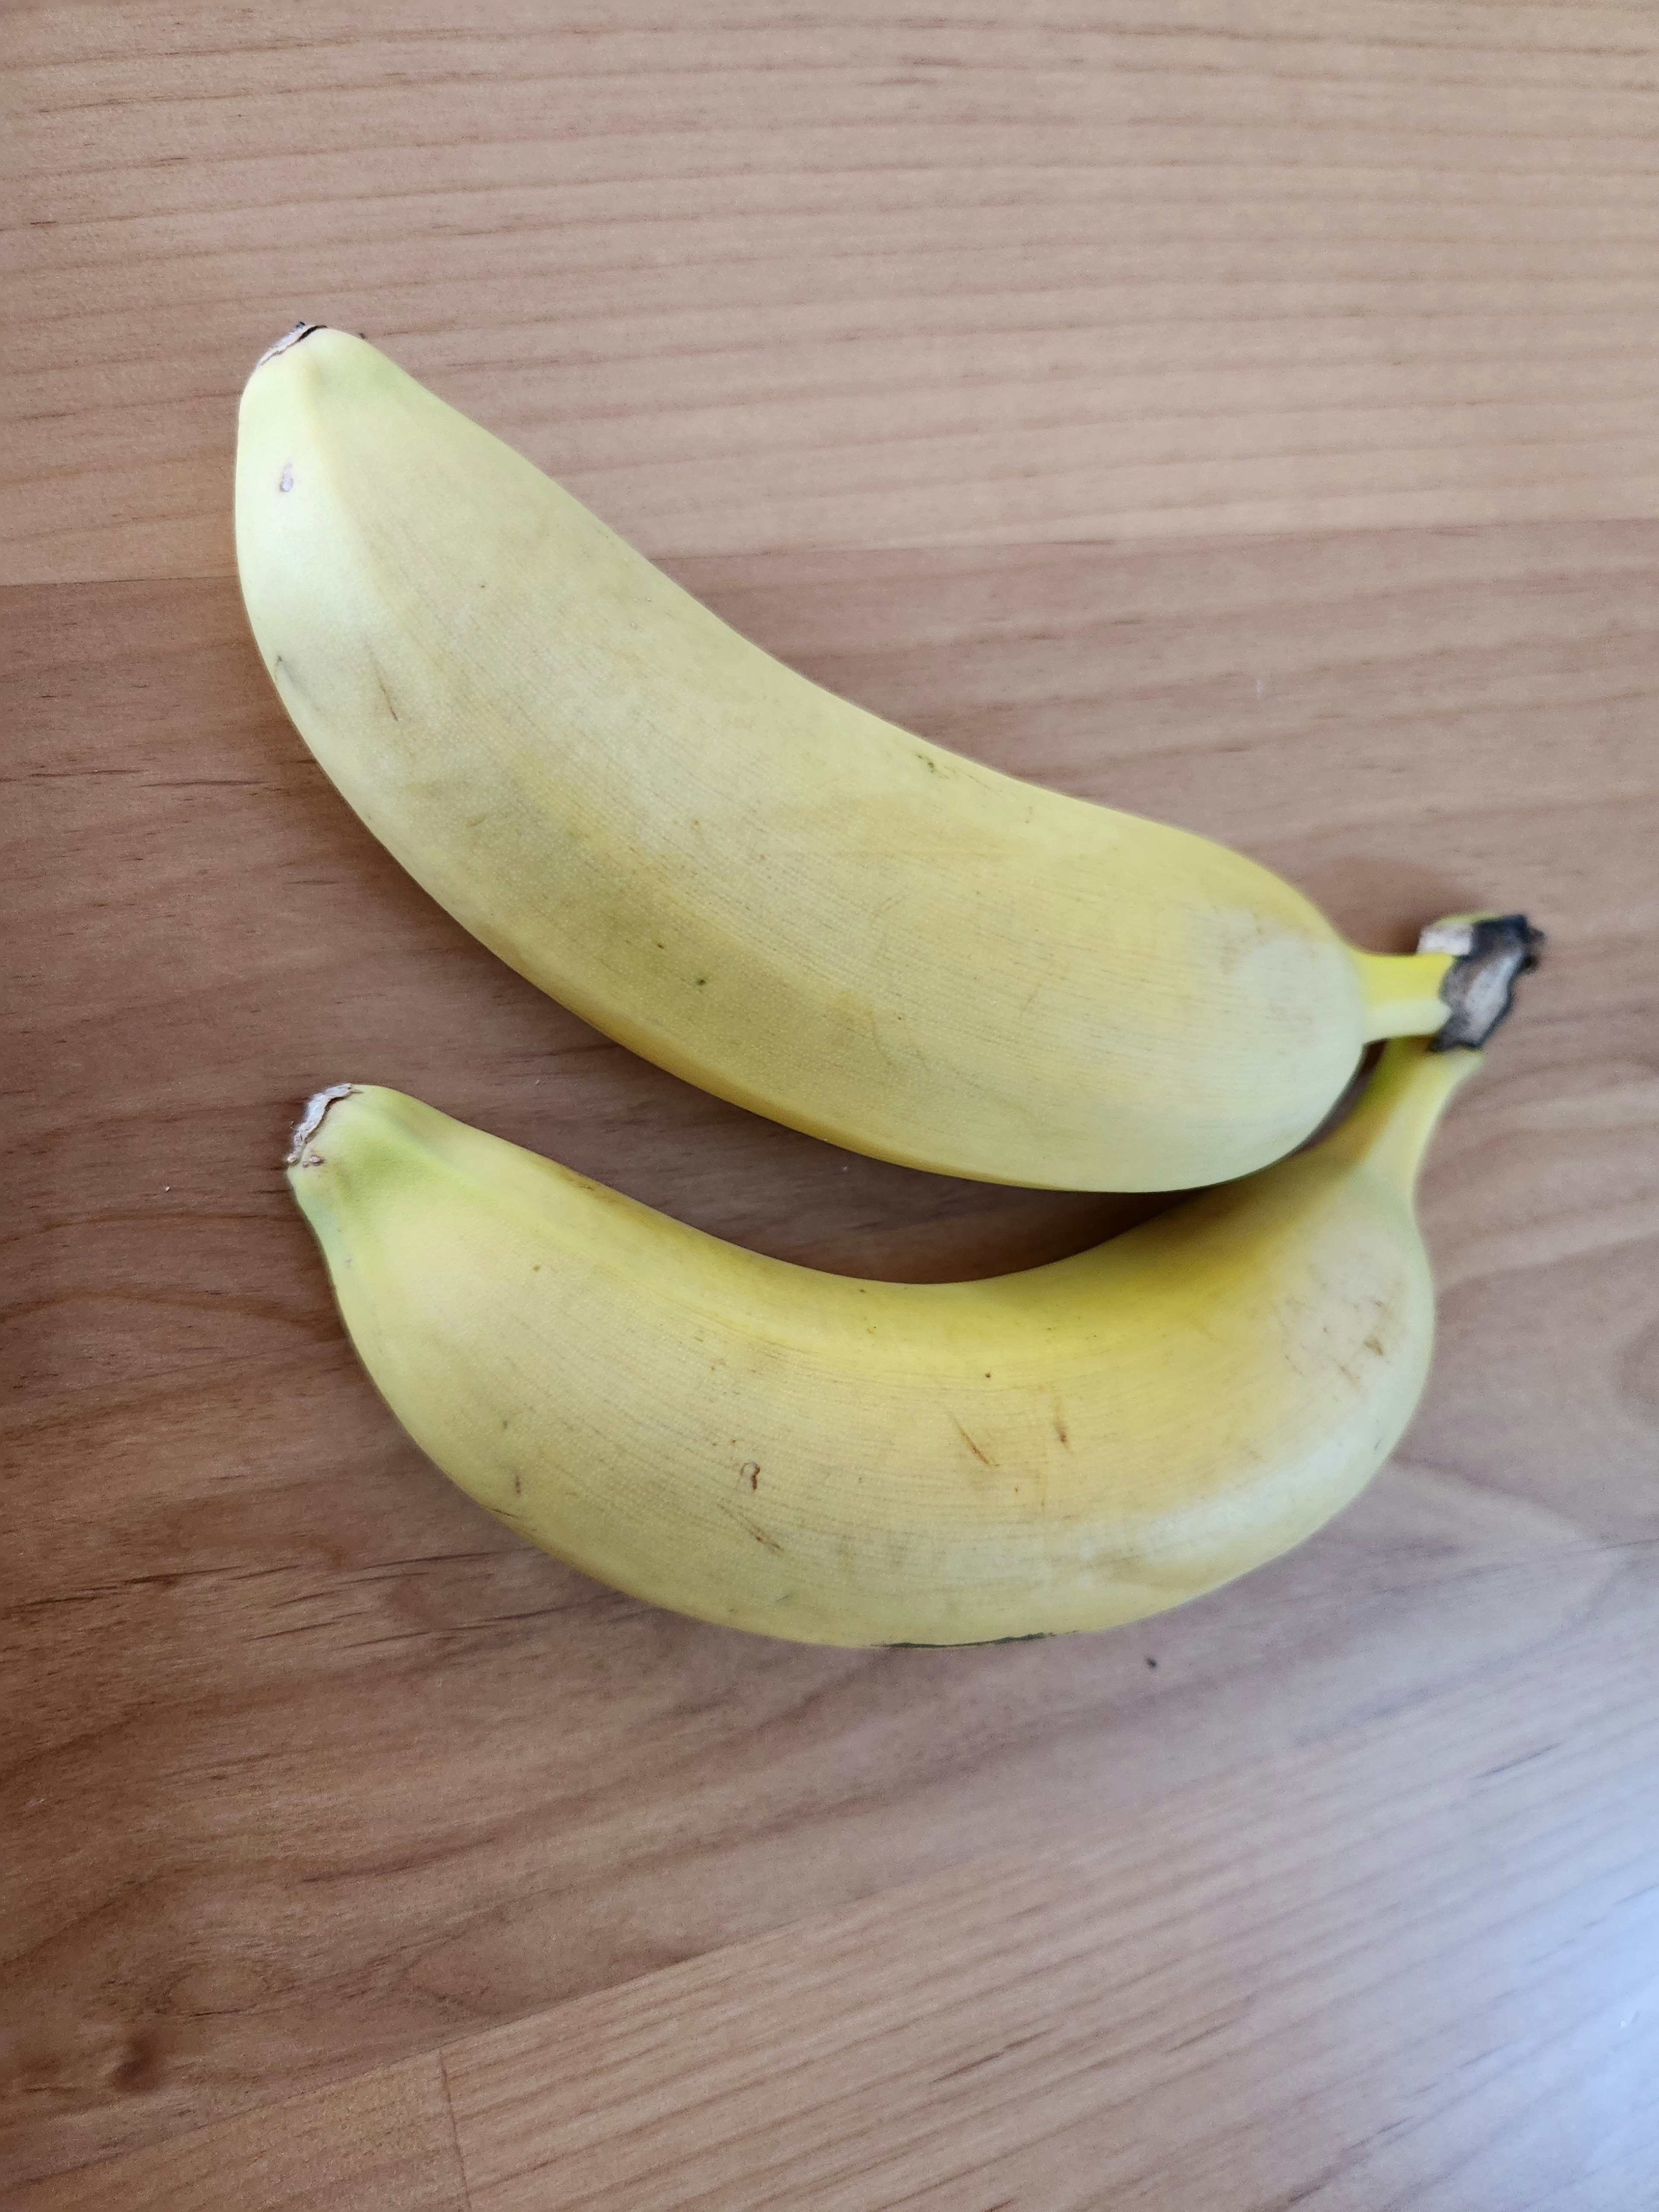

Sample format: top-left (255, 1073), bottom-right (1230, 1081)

top-left (1327, 1036), bottom-right (1482, 1194)
top-left (1355, 913), bottom-right (1545, 1048)
top-left (1354, 950), bottom-right (1456, 1042)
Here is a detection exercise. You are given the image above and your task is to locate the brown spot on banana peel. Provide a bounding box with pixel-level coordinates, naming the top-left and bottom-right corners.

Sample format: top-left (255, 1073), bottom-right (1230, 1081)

top-left (950, 1414), bottom-right (993, 1467)
top-left (369, 655), bottom-right (400, 723)
top-left (886, 1633), bottom-right (1053, 1648)
top-left (717, 1497), bottom-right (786, 1556)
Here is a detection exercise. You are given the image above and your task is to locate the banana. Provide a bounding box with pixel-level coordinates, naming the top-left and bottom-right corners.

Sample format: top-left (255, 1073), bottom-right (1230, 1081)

top-left (238, 324), bottom-right (1529, 1193)
top-left (287, 1037), bottom-right (1477, 1647)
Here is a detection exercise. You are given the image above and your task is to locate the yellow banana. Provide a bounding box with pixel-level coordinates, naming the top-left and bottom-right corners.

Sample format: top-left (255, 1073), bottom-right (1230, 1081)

top-left (287, 1038), bottom-right (1476, 1648)
top-left (237, 324), bottom-right (1529, 1193)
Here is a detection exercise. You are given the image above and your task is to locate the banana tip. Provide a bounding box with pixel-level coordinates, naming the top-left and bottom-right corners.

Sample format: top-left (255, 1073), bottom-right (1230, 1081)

top-left (254, 321), bottom-right (327, 371)
top-left (287, 1084), bottom-right (356, 1168)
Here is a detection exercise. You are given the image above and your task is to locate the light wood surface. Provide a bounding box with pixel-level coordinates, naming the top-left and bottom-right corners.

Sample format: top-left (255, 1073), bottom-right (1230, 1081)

top-left (21, 1572), bottom-right (1658, 2212)
top-left (6, 4), bottom-right (1659, 2206)
top-left (12, 0), bottom-right (1659, 587)
top-left (12, 2056), bottom-right (468, 2212)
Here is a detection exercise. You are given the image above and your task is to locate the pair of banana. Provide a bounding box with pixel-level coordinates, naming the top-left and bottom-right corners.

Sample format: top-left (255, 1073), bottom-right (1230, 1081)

top-left (238, 325), bottom-right (1539, 1648)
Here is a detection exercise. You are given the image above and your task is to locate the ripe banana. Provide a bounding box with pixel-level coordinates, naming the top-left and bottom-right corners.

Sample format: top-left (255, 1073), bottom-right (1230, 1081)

top-left (287, 1037), bottom-right (1476, 1647)
top-left (238, 324), bottom-right (1521, 1193)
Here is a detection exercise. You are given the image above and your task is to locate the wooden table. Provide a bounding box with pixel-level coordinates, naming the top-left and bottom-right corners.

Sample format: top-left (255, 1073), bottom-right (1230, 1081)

top-left (6, 7), bottom-right (1658, 2206)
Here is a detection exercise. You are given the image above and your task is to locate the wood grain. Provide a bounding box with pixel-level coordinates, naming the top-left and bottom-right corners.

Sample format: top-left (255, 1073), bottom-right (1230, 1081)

top-left (439, 1580), bottom-right (1659, 2212)
top-left (12, 2053), bottom-right (467, 2212)
top-left (6, 523), bottom-right (1657, 2195)
top-left (26, 1560), bottom-right (1659, 2210)
top-left (10, 1), bottom-right (1659, 586)
top-left (8, 2), bottom-right (1659, 2201)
